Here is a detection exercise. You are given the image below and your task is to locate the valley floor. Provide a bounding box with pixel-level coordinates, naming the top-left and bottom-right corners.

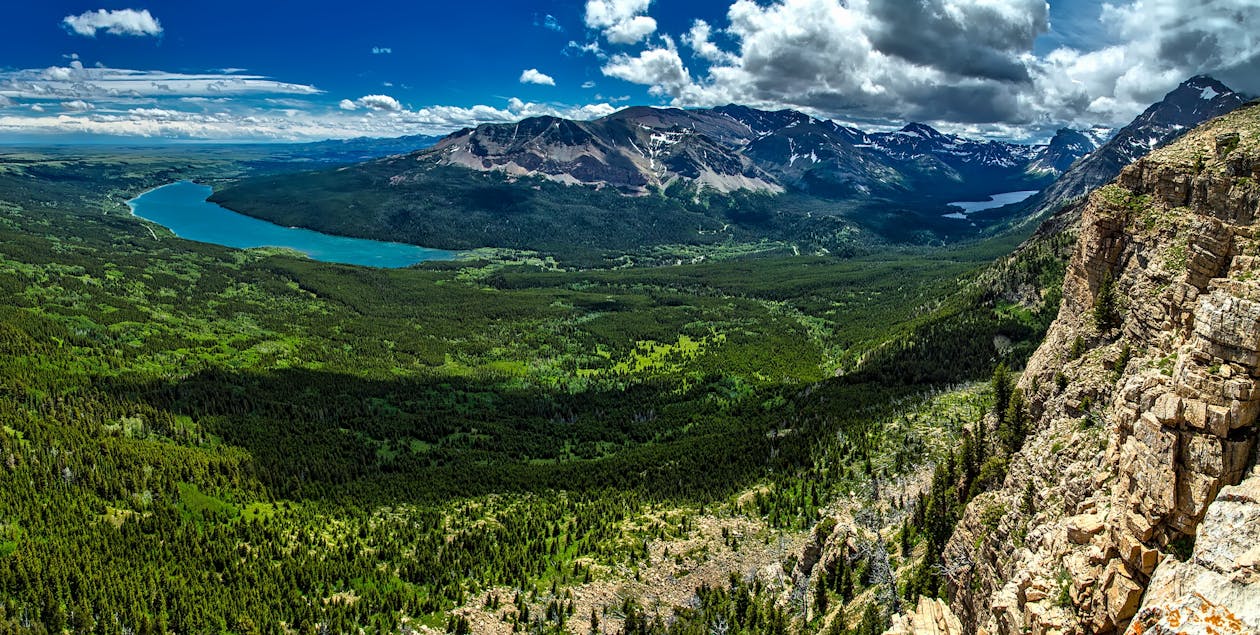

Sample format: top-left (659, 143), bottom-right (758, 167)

top-left (0, 149), bottom-right (1055, 634)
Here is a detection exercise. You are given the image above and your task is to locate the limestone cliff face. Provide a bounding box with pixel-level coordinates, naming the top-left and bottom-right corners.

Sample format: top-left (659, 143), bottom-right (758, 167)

top-left (943, 104), bottom-right (1260, 635)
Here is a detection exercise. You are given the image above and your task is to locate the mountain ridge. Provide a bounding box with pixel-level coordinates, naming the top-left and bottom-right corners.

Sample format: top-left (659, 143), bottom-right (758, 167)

top-left (419, 103), bottom-right (1085, 202)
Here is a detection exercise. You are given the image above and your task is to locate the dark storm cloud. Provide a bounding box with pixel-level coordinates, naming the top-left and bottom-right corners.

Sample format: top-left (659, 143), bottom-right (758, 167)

top-left (866, 0), bottom-right (1049, 82)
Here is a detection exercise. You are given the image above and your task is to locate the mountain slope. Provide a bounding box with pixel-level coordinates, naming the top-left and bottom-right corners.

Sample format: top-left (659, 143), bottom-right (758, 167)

top-left (944, 103), bottom-right (1260, 635)
top-left (424, 106), bottom-right (1069, 201)
top-left (429, 109), bottom-right (781, 195)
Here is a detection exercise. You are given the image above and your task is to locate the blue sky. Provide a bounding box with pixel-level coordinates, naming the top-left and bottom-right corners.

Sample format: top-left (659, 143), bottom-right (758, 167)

top-left (0, 1), bottom-right (1256, 142)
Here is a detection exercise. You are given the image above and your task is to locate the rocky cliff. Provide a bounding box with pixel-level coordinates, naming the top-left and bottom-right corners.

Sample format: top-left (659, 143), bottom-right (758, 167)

top-left (942, 104), bottom-right (1260, 634)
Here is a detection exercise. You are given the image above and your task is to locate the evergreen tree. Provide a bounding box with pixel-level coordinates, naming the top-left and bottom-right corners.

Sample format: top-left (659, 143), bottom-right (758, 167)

top-left (1093, 271), bottom-right (1121, 331)
top-left (1002, 388), bottom-right (1029, 454)
top-left (991, 363), bottom-right (1013, 427)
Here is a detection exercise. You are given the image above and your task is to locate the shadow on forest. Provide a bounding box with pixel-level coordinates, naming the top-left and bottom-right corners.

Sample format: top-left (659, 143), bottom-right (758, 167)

top-left (92, 365), bottom-right (800, 506)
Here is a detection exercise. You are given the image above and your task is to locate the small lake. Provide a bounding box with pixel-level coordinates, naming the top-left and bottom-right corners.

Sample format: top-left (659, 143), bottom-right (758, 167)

top-left (943, 190), bottom-right (1039, 219)
top-left (128, 181), bottom-right (460, 268)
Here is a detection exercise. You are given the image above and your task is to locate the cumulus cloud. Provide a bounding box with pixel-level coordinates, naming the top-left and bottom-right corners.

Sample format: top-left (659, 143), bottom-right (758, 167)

top-left (62, 9), bottom-right (162, 37)
top-left (602, 36), bottom-right (693, 98)
top-left (519, 68), bottom-right (557, 86)
top-left (598, 0), bottom-right (1260, 134)
top-left (354, 94), bottom-right (403, 111)
top-left (581, 81), bottom-right (597, 89)
top-left (1028, 0), bottom-right (1260, 127)
top-left (585, 0), bottom-right (657, 44)
top-left (682, 20), bottom-right (737, 64)
top-left (61, 100), bottom-right (94, 112)
top-left (338, 99), bottom-right (358, 111)
top-left (865, 0), bottom-right (1047, 82)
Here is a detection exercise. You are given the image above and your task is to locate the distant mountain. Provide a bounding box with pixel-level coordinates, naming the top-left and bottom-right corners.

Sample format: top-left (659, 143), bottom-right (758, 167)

top-left (427, 108), bottom-right (781, 196)
top-left (1026, 128), bottom-right (1101, 175)
top-left (255, 134), bottom-right (444, 165)
top-left (1026, 75), bottom-right (1248, 228)
top-left (421, 105), bottom-right (1089, 202)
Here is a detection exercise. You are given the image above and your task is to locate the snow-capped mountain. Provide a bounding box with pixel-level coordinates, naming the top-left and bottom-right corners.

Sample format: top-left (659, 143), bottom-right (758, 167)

top-left (427, 108), bottom-right (782, 195)
top-left (421, 106), bottom-right (1088, 202)
top-left (1026, 128), bottom-right (1102, 175)
top-left (1031, 75), bottom-right (1248, 216)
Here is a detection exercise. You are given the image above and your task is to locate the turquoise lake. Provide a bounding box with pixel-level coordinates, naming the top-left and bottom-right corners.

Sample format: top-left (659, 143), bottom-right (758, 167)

top-left (128, 181), bottom-right (460, 268)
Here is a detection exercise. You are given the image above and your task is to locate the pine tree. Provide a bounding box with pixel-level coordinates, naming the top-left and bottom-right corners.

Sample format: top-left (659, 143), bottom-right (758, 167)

top-left (1002, 388), bottom-right (1028, 454)
top-left (992, 363), bottom-right (1013, 427)
top-left (1093, 271), bottom-right (1121, 331)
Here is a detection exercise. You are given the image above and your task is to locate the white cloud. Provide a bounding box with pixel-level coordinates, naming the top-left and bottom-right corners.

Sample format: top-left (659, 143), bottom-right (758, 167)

top-left (355, 94), bottom-right (403, 111)
top-left (605, 16), bottom-right (658, 44)
top-left (520, 69), bottom-right (557, 86)
top-left (0, 65), bottom-right (320, 103)
top-left (0, 61), bottom-right (617, 141)
top-left (682, 20), bottom-right (737, 64)
top-left (61, 100), bottom-right (94, 112)
top-left (372, 47), bottom-right (392, 55)
top-left (0, 96), bottom-right (13, 108)
top-left (62, 9), bottom-right (162, 37)
top-left (581, 81), bottom-right (597, 89)
top-left (585, 0), bottom-right (657, 44)
top-left (0, 97), bottom-right (619, 141)
top-left (602, 37), bottom-right (692, 97)
top-left (541, 14), bottom-right (564, 32)
top-left (567, 40), bottom-right (607, 59)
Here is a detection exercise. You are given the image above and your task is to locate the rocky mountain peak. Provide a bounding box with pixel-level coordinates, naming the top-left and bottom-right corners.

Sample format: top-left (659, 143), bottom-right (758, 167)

top-left (898, 122), bottom-right (948, 140)
top-left (1029, 128), bottom-right (1102, 174)
top-left (1141, 75), bottom-right (1246, 128)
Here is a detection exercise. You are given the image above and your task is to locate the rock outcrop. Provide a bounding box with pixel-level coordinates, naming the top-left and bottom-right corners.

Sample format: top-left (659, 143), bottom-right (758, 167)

top-left (1126, 465), bottom-right (1260, 634)
top-left (886, 597), bottom-right (966, 635)
top-left (943, 104), bottom-right (1260, 635)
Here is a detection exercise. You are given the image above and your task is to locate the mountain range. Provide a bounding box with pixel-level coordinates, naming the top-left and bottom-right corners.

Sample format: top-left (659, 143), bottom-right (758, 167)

top-left (211, 75), bottom-right (1250, 259)
top-left (423, 103), bottom-right (1086, 202)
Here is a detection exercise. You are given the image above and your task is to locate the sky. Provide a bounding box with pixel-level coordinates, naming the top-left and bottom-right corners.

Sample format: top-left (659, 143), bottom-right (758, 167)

top-left (0, 0), bottom-right (1256, 143)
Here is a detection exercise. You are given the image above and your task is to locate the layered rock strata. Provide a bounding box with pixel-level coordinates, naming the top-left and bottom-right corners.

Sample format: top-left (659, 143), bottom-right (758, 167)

top-left (943, 105), bottom-right (1260, 635)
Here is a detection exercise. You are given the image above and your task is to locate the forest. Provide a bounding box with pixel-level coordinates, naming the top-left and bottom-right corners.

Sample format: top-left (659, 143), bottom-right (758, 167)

top-left (0, 148), bottom-right (1067, 633)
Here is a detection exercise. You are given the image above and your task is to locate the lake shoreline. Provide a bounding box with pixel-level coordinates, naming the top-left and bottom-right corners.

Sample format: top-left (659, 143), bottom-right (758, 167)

top-left (127, 180), bottom-right (462, 268)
